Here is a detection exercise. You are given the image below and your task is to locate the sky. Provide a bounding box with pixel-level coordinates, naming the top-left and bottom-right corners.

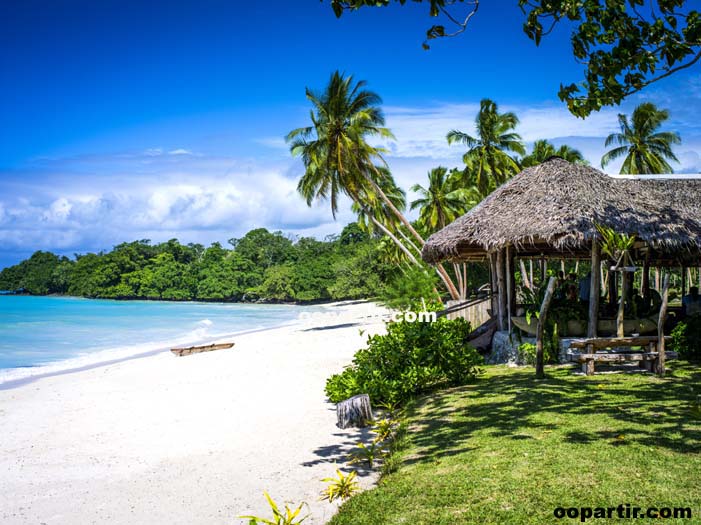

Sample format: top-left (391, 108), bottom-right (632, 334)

top-left (2, 0), bottom-right (701, 269)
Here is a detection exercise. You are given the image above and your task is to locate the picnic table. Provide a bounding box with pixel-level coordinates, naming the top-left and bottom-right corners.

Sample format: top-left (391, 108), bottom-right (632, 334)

top-left (568, 336), bottom-right (677, 375)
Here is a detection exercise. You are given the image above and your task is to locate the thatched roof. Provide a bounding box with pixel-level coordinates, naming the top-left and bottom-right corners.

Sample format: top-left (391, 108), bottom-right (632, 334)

top-left (422, 157), bottom-right (701, 263)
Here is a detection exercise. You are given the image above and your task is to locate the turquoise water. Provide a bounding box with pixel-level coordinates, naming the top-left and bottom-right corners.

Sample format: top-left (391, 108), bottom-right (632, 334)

top-left (0, 296), bottom-right (322, 384)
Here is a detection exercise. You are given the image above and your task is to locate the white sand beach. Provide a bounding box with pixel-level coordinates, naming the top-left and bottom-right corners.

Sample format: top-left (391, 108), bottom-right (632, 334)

top-left (0, 301), bottom-right (388, 525)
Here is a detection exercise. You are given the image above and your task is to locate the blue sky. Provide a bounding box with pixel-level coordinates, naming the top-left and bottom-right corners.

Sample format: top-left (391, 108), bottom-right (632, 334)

top-left (1, 0), bottom-right (701, 268)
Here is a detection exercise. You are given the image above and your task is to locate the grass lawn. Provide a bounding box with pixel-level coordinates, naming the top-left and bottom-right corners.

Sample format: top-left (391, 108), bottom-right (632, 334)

top-left (330, 363), bottom-right (701, 524)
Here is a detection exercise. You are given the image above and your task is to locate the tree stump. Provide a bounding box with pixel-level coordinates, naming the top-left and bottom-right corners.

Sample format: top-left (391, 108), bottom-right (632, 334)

top-left (336, 394), bottom-right (373, 429)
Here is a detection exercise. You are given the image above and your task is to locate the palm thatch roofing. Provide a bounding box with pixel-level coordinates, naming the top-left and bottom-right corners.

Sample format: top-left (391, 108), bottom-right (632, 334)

top-left (422, 157), bottom-right (701, 264)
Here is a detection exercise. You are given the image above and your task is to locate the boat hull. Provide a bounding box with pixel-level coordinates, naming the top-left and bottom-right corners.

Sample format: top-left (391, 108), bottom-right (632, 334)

top-left (170, 342), bottom-right (234, 357)
top-left (510, 316), bottom-right (658, 337)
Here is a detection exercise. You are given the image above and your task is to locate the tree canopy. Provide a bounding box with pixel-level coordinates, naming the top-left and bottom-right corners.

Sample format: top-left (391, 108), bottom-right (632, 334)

top-left (327, 1), bottom-right (701, 117)
top-left (0, 225), bottom-right (394, 303)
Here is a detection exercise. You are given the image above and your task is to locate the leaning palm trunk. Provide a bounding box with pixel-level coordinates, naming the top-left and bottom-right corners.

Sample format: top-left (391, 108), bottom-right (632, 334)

top-left (369, 216), bottom-right (420, 266)
top-left (397, 228), bottom-right (421, 255)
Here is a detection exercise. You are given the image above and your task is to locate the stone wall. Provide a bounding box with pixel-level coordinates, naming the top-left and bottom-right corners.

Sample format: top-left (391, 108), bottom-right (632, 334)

top-left (486, 331), bottom-right (576, 365)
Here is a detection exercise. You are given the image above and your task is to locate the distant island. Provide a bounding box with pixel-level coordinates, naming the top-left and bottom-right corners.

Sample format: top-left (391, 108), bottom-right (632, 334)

top-left (0, 224), bottom-right (393, 304)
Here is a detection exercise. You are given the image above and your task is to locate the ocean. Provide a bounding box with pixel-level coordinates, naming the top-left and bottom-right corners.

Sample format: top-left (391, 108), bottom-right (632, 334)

top-left (0, 295), bottom-right (324, 385)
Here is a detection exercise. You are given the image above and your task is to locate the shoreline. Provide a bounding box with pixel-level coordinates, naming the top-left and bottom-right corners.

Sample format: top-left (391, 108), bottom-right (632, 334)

top-left (0, 300), bottom-right (389, 525)
top-left (0, 299), bottom-right (377, 389)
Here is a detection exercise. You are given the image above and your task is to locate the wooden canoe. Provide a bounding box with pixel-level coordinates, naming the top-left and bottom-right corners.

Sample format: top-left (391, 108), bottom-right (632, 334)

top-left (170, 342), bottom-right (234, 357)
top-left (511, 316), bottom-right (658, 337)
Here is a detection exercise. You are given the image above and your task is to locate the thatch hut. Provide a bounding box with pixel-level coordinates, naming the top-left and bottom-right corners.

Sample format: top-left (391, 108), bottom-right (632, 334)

top-left (422, 157), bottom-right (701, 340)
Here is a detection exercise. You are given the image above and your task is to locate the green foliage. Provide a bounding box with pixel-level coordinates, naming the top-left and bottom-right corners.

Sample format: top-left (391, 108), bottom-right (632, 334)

top-left (595, 223), bottom-right (636, 263)
top-left (349, 441), bottom-right (386, 469)
top-left (239, 492), bottom-right (308, 525)
top-left (325, 315), bottom-right (482, 405)
top-left (0, 251), bottom-right (70, 294)
top-left (320, 470), bottom-right (360, 502)
top-left (0, 225), bottom-right (391, 303)
top-left (601, 102), bottom-right (681, 174)
top-left (379, 266), bottom-right (440, 310)
top-left (328, 1), bottom-right (701, 116)
top-left (517, 342), bottom-right (555, 367)
top-left (670, 317), bottom-right (701, 360)
top-left (446, 98), bottom-right (524, 194)
top-left (520, 139), bottom-right (588, 167)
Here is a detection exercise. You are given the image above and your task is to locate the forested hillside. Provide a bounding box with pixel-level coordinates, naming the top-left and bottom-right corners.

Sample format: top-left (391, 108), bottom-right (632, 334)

top-left (0, 224), bottom-right (395, 303)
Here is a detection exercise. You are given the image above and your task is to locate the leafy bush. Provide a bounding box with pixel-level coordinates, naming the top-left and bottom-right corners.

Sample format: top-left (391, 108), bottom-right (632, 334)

top-left (518, 342), bottom-right (556, 366)
top-left (325, 314), bottom-right (482, 405)
top-left (670, 317), bottom-right (701, 360)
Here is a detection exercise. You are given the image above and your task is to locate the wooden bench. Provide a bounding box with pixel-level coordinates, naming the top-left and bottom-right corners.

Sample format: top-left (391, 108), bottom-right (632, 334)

top-left (568, 336), bottom-right (676, 375)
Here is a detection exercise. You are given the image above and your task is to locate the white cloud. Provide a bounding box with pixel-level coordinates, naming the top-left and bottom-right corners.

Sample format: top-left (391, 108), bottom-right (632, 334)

top-left (0, 152), bottom-right (349, 260)
top-left (382, 102), bottom-right (621, 161)
top-left (168, 148), bottom-right (193, 156)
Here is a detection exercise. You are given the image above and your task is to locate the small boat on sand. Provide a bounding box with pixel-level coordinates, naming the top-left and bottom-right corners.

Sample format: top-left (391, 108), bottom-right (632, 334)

top-left (170, 342), bottom-right (234, 357)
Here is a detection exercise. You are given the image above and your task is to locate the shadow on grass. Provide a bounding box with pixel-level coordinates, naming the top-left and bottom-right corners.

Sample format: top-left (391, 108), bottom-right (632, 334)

top-left (402, 362), bottom-right (701, 465)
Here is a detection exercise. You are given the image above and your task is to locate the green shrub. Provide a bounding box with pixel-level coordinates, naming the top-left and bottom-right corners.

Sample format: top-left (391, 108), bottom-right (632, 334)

top-left (670, 317), bottom-right (701, 360)
top-left (325, 314), bottom-right (482, 405)
top-left (517, 341), bottom-right (556, 366)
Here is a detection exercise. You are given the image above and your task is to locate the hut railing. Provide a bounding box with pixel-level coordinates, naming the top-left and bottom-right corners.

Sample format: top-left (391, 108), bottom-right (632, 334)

top-left (437, 293), bottom-right (494, 328)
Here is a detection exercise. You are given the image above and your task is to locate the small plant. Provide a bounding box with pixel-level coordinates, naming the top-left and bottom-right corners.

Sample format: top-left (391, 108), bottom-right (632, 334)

top-left (371, 418), bottom-right (396, 442)
top-left (239, 492), bottom-right (308, 525)
top-left (320, 469), bottom-right (360, 502)
top-left (349, 441), bottom-right (385, 468)
top-left (380, 452), bottom-right (401, 476)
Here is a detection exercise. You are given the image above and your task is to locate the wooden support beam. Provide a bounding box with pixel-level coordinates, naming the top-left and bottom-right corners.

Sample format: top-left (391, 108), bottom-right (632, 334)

top-left (489, 253), bottom-right (498, 321)
top-left (506, 246), bottom-right (513, 334)
top-left (496, 249), bottom-right (506, 331)
top-left (608, 269), bottom-right (617, 310)
top-left (657, 273), bottom-right (670, 377)
top-left (535, 276), bottom-right (557, 379)
top-left (588, 241), bottom-right (601, 338)
top-left (682, 266), bottom-right (687, 300)
top-left (642, 252), bottom-right (650, 299)
top-left (617, 270), bottom-right (628, 338)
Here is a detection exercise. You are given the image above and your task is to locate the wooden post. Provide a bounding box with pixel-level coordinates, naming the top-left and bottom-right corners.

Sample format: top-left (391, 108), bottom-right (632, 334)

top-left (608, 269), bottom-right (617, 310)
top-left (540, 257), bottom-right (546, 282)
top-left (656, 274), bottom-right (670, 377)
top-left (642, 252), bottom-right (650, 300)
top-left (496, 249), bottom-right (506, 331)
top-left (617, 268), bottom-right (628, 338)
top-left (529, 260), bottom-right (534, 289)
top-left (520, 259), bottom-right (532, 290)
top-left (561, 259), bottom-right (566, 274)
top-left (655, 268), bottom-right (660, 290)
top-left (682, 266), bottom-right (687, 300)
top-left (535, 277), bottom-right (557, 379)
top-left (588, 241), bottom-right (601, 338)
top-left (506, 246), bottom-right (513, 334)
top-left (489, 253), bottom-right (498, 320)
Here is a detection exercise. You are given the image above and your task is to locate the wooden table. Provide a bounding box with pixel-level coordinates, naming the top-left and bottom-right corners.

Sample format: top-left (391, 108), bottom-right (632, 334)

top-left (568, 336), bottom-right (676, 375)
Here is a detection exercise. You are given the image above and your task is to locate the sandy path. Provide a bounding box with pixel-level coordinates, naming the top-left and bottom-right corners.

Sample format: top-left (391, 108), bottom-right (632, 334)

top-left (0, 301), bottom-right (387, 525)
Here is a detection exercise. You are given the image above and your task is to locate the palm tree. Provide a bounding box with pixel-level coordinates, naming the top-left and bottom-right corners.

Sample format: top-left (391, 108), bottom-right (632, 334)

top-left (521, 139), bottom-right (588, 167)
top-left (447, 99), bottom-right (526, 193)
top-left (287, 71), bottom-right (460, 299)
top-left (601, 102), bottom-right (681, 174)
top-left (287, 71), bottom-right (393, 217)
top-left (410, 166), bottom-right (477, 231)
